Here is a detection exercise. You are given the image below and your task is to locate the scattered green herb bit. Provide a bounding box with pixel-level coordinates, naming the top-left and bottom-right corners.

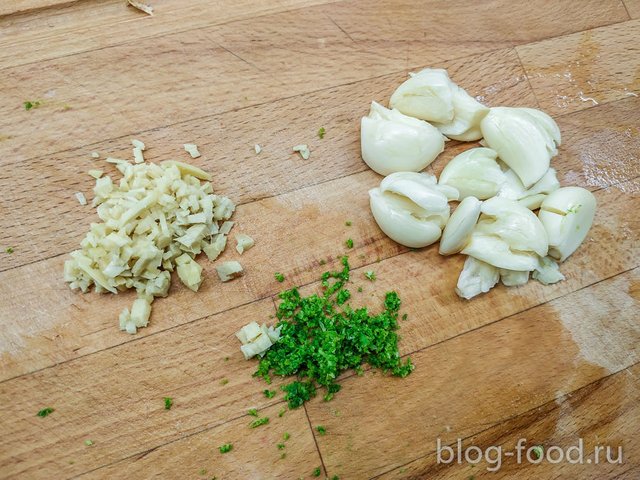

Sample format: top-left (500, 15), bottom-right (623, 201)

top-left (318, 127), bottom-right (326, 139)
top-left (69, 460), bottom-right (75, 465)
top-left (263, 389), bottom-right (276, 399)
top-left (5, 247), bottom-right (14, 254)
top-left (84, 439), bottom-right (94, 446)
top-left (248, 408), bottom-right (259, 417)
top-left (364, 270), bottom-right (376, 281)
top-left (274, 272), bottom-right (285, 283)
top-left (249, 417), bottom-right (269, 428)
top-left (319, 259), bottom-right (327, 265)
top-left (224, 356), bottom-right (230, 361)
top-left (316, 425), bottom-right (326, 435)
top-left (345, 238), bottom-right (354, 249)
top-left (312, 467), bottom-right (321, 477)
top-left (357, 286), bottom-right (363, 293)
top-left (331, 476), bottom-right (340, 480)
top-left (24, 100), bottom-right (42, 111)
top-left (345, 221), bottom-right (352, 226)
top-left (283, 432), bottom-right (290, 441)
top-left (253, 256), bottom-right (413, 409)
top-left (277, 443), bottom-right (285, 450)
top-left (468, 476), bottom-right (475, 480)
top-left (278, 407), bottom-right (286, 418)
top-left (280, 452), bottom-right (286, 459)
top-left (220, 378), bottom-right (229, 386)
top-left (36, 407), bottom-right (54, 418)
top-left (402, 313), bottom-right (408, 321)
top-left (219, 443), bottom-right (233, 454)
top-left (198, 468), bottom-right (207, 475)
top-left (532, 445), bottom-right (543, 459)
top-left (336, 288), bottom-right (351, 306)
top-left (163, 397), bottom-right (173, 410)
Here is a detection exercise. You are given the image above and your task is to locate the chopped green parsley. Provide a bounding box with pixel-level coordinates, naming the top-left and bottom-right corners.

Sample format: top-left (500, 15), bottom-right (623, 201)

top-left (312, 467), bottom-right (321, 477)
top-left (283, 432), bottom-right (290, 441)
top-left (249, 417), bottom-right (269, 428)
top-left (24, 100), bottom-right (42, 111)
top-left (5, 247), bottom-right (13, 254)
top-left (364, 270), bottom-right (376, 281)
top-left (263, 389), bottom-right (276, 399)
top-left (274, 272), bottom-right (285, 283)
top-left (218, 443), bottom-right (233, 454)
top-left (163, 397), bottom-right (173, 410)
top-left (254, 256), bottom-right (413, 409)
top-left (278, 407), bottom-right (286, 417)
top-left (316, 425), bottom-right (326, 435)
top-left (247, 408), bottom-right (259, 417)
top-left (345, 221), bottom-right (352, 226)
top-left (220, 378), bottom-right (229, 386)
top-left (277, 443), bottom-right (285, 450)
top-left (36, 407), bottom-right (54, 418)
top-left (84, 439), bottom-right (94, 446)
top-left (318, 127), bottom-right (326, 139)
top-left (345, 238), bottom-right (354, 249)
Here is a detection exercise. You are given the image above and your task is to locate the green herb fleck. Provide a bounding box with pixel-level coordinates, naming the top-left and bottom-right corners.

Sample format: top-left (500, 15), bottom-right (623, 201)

top-left (345, 221), bottom-right (352, 226)
top-left (24, 100), bottom-right (42, 111)
top-left (345, 238), bottom-right (354, 249)
top-left (253, 256), bottom-right (413, 409)
top-left (263, 389), bottom-right (276, 399)
top-left (249, 417), bottom-right (269, 428)
top-left (283, 432), bottom-right (290, 441)
top-left (198, 468), bottom-right (207, 475)
top-left (316, 425), bottom-right (326, 435)
top-left (163, 397), bottom-right (173, 410)
top-left (357, 286), bottom-right (363, 293)
top-left (84, 439), bottom-right (94, 446)
top-left (224, 356), bottom-right (230, 361)
top-left (364, 270), bottom-right (376, 281)
top-left (5, 247), bottom-right (14, 254)
top-left (220, 378), bottom-right (229, 386)
top-left (278, 407), bottom-right (286, 417)
top-left (319, 259), bottom-right (326, 266)
top-left (312, 467), bottom-right (322, 477)
top-left (402, 313), bottom-right (408, 321)
top-left (331, 476), bottom-right (340, 480)
top-left (277, 443), bottom-right (285, 450)
top-left (248, 408), bottom-right (259, 417)
top-left (274, 272), bottom-right (285, 283)
top-left (37, 407), bottom-right (54, 418)
top-left (219, 443), bottom-right (233, 454)
top-left (318, 127), bottom-right (326, 139)
top-left (532, 445), bottom-right (543, 459)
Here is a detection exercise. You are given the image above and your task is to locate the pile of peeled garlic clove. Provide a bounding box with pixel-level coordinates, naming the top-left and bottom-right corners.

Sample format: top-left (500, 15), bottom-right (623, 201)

top-left (361, 68), bottom-right (596, 300)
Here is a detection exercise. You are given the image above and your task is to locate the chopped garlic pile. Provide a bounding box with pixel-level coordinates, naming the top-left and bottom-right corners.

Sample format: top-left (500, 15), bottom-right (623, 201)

top-left (236, 321), bottom-right (281, 359)
top-left (64, 149), bottom-right (239, 334)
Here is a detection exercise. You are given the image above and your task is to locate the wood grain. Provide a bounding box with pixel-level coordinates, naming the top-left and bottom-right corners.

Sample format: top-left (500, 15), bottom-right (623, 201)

top-left (624, 0), bottom-right (640, 17)
top-left (517, 20), bottom-right (640, 115)
top-left (303, 269), bottom-right (640, 478)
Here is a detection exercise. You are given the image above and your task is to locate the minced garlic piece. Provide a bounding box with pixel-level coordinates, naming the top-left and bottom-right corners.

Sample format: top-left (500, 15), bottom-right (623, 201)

top-left (216, 261), bottom-right (243, 282)
top-left (184, 143), bottom-right (201, 159)
top-left (88, 169), bottom-right (103, 179)
top-left (75, 192), bottom-right (88, 205)
top-left (235, 234), bottom-right (254, 254)
top-left (292, 144), bottom-right (310, 160)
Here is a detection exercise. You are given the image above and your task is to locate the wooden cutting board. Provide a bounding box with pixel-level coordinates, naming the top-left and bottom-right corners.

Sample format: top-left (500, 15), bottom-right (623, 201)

top-left (0, 1), bottom-right (639, 478)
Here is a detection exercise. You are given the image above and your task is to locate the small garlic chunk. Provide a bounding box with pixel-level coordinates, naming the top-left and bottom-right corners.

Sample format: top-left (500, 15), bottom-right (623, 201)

top-left (360, 101), bottom-right (445, 175)
top-left (499, 269), bottom-right (529, 287)
top-left (455, 256), bottom-right (499, 300)
top-left (254, 144), bottom-right (262, 154)
top-left (132, 139), bottom-right (146, 150)
top-left (439, 196), bottom-right (481, 256)
top-left (236, 321), bottom-right (281, 360)
top-left (369, 172), bottom-right (457, 248)
top-left (175, 253), bottom-right (203, 291)
top-left (480, 107), bottom-right (561, 188)
top-left (216, 260), bottom-right (244, 282)
top-left (88, 169), bottom-right (103, 179)
top-left (538, 187), bottom-right (596, 261)
top-left (292, 144), bottom-right (310, 160)
top-left (75, 192), bottom-right (88, 206)
top-left (533, 256), bottom-right (566, 285)
top-left (438, 147), bottom-right (505, 200)
top-left (235, 234), bottom-right (255, 254)
top-left (184, 143), bottom-right (201, 159)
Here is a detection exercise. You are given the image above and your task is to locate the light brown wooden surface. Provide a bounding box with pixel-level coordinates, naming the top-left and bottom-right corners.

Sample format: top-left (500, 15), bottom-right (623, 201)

top-left (0, 1), bottom-right (638, 479)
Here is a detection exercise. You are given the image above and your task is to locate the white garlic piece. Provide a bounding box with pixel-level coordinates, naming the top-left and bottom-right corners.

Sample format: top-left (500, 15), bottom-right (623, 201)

top-left (439, 196), bottom-right (481, 255)
top-left (455, 256), bottom-right (499, 300)
top-left (462, 197), bottom-right (548, 271)
top-left (432, 85), bottom-right (489, 141)
top-left (360, 101), bottom-right (445, 175)
top-left (499, 168), bottom-right (560, 210)
top-left (439, 147), bottom-right (506, 200)
top-left (480, 107), bottom-right (561, 188)
top-left (533, 256), bottom-right (566, 285)
top-left (389, 68), bottom-right (455, 123)
top-left (369, 172), bottom-right (456, 248)
top-left (499, 269), bottom-right (530, 286)
top-left (538, 187), bottom-right (596, 261)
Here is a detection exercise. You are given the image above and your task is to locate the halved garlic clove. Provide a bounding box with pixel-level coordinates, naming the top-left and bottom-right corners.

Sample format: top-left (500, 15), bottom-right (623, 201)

top-left (433, 85), bottom-right (489, 141)
top-left (462, 233), bottom-right (540, 271)
top-left (439, 196), bottom-right (481, 255)
top-left (498, 268), bottom-right (530, 286)
top-left (455, 256), bottom-right (499, 300)
top-left (389, 68), bottom-right (455, 123)
top-left (369, 172), bottom-right (454, 248)
top-left (360, 102), bottom-right (445, 175)
top-left (499, 168), bottom-right (560, 210)
top-left (532, 256), bottom-right (566, 285)
top-left (480, 107), bottom-right (561, 188)
top-left (538, 186), bottom-right (596, 261)
top-left (438, 147), bottom-right (505, 200)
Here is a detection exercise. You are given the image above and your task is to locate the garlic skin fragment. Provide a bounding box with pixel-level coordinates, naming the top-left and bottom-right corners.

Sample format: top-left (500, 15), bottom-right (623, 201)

top-left (360, 101), bottom-right (445, 175)
top-left (389, 68), bottom-right (455, 123)
top-left (439, 196), bottom-right (481, 255)
top-left (438, 147), bottom-right (505, 200)
top-left (432, 85), bottom-right (489, 141)
top-left (369, 172), bottom-right (456, 248)
top-left (480, 107), bottom-right (561, 188)
top-left (538, 187), bottom-right (596, 261)
top-left (533, 256), bottom-right (566, 285)
top-left (455, 256), bottom-right (500, 300)
top-left (499, 168), bottom-right (560, 210)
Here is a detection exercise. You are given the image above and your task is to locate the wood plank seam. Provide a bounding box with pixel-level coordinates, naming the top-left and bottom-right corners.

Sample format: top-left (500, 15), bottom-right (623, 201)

top-left (304, 403), bottom-right (329, 477)
top-left (368, 359), bottom-right (640, 479)
top-left (515, 49), bottom-right (542, 108)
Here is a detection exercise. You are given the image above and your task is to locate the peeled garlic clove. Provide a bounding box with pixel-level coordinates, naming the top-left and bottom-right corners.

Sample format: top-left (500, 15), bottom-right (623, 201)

top-left (380, 172), bottom-right (451, 215)
top-left (533, 256), bottom-right (566, 285)
top-left (439, 196), bottom-right (481, 255)
top-left (455, 256), bottom-right (499, 300)
top-left (360, 102), bottom-right (445, 175)
top-left (518, 194), bottom-right (547, 210)
top-left (476, 197), bottom-right (549, 258)
top-left (389, 68), bottom-right (454, 123)
top-left (480, 107), bottom-right (560, 188)
top-left (462, 233), bottom-right (540, 271)
top-left (499, 269), bottom-right (529, 286)
top-left (439, 147), bottom-right (505, 200)
top-left (538, 187), bottom-right (596, 261)
top-left (433, 85), bottom-right (489, 141)
top-left (369, 188), bottom-right (444, 248)
top-left (500, 167), bottom-right (560, 210)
